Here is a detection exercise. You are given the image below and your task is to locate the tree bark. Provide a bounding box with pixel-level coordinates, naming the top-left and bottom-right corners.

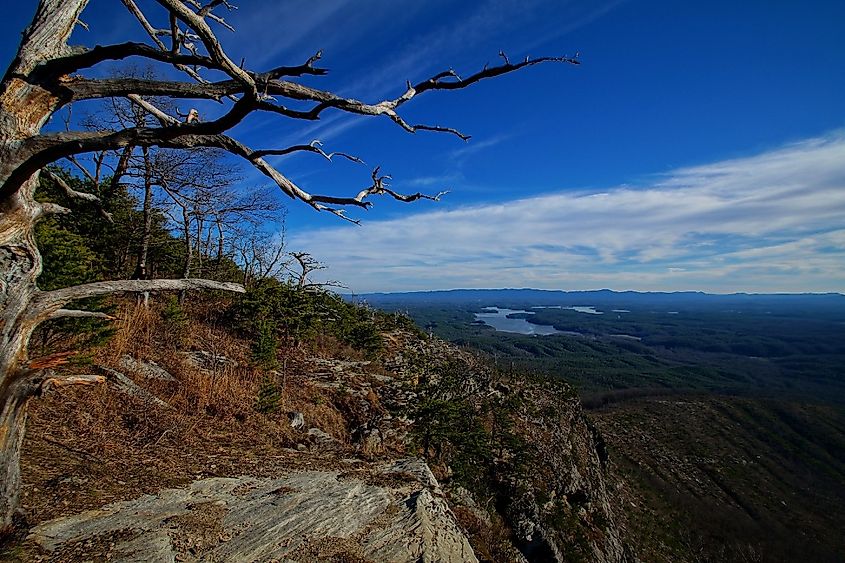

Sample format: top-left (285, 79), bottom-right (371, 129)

top-left (177, 204), bottom-right (192, 304)
top-left (215, 217), bottom-right (224, 264)
top-left (133, 147), bottom-right (153, 280)
top-left (195, 214), bottom-right (204, 273)
top-left (0, 0), bottom-right (90, 531)
top-left (182, 207), bottom-right (192, 279)
top-left (0, 378), bottom-right (33, 531)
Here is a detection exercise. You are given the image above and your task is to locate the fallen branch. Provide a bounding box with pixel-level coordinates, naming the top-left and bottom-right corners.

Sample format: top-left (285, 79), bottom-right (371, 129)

top-left (41, 372), bottom-right (105, 393)
top-left (96, 365), bottom-right (173, 409)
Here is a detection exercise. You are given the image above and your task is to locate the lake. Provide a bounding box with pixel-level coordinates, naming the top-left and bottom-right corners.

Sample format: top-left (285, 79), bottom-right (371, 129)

top-left (474, 308), bottom-right (562, 335)
top-left (531, 305), bottom-right (604, 315)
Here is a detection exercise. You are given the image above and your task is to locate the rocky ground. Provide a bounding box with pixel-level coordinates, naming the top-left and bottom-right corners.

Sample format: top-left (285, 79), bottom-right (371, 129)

top-left (2, 307), bottom-right (633, 562)
top-left (27, 459), bottom-right (475, 563)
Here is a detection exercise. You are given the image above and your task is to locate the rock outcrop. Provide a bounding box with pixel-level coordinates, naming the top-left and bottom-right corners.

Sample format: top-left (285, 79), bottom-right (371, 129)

top-left (19, 326), bottom-right (632, 562)
top-left (500, 380), bottom-right (629, 562)
top-left (378, 330), bottom-right (633, 562)
top-left (28, 459), bottom-right (476, 563)
top-left (118, 355), bottom-right (178, 382)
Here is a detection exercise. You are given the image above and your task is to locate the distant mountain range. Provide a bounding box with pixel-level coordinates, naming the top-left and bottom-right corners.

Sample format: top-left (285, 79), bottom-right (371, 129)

top-left (353, 288), bottom-right (845, 312)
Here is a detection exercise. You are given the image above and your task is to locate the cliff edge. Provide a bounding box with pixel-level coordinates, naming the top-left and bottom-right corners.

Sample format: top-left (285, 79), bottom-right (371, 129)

top-left (5, 301), bottom-right (632, 562)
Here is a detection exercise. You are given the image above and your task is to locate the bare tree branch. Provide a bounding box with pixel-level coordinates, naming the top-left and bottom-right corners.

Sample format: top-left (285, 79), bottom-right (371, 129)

top-left (252, 140), bottom-right (364, 164)
top-left (288, 252), bottom-right (326, 289)
top-left (64, 155), bottom-right (98, 185)
top-left (38, 202), bottom-right (71, 217)
top-left (95, 365), bottom-right (171, 408)
top-left (35, 42), bottom-right (219, 77)
top-left (127, 93), bottom-right (179, 126)
top-left (19, 129), bottom-right (447, 225)
top-left (40, 168), bottom-right (114, 222)
top-left (30, 278), bottom-right (244, 321)
top-left (40, 372), bottom-right (105, 393)
top-left (41, 168), bottom-right (99, 203)
top-left (336, 167), bottom-right (450, 206)
top-left (14, 39), bottom-right (576, 214)
top-left (119, 0), bottom-right (208, 84)
top-left (47, 309), bottom-right (116, 321)
top-left (121, 0), bottom-right (167, 50)
top-left (55, 54), bottom-right (576, 127)
top-left (154, 0), bottom-right (255, 92)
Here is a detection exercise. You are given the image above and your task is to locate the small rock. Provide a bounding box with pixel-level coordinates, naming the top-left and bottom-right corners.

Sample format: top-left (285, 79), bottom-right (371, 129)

top-left (289, 412), bottom-right (305, 430)
top-left (307, 427), bottom-right (337, 445)
top-left (119, 355), bottom-right (177, 381)
top-left (180, 350), bottom-right (237, 371)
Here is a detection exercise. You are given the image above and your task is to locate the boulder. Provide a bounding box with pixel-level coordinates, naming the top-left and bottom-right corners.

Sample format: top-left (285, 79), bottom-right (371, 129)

top-left (28, 459), bottom-right (477, 563)
top-left (119, 355), bottom-right (177, 382)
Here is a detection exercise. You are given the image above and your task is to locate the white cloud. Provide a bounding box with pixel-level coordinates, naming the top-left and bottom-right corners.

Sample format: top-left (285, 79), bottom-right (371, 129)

top-left (288, 133), bottom-right (845, 294)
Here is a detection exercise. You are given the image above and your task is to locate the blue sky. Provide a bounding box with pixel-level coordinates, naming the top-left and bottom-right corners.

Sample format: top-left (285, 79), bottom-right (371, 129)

top-left (3, 1), bottom-right (844, 293)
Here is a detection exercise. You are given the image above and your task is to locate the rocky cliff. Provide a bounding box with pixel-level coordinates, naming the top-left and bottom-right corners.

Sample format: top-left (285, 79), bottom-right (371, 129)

top-left (6, 312), bottom-right (632, 562)
top-left (378, 330), bottom-right (632, 562)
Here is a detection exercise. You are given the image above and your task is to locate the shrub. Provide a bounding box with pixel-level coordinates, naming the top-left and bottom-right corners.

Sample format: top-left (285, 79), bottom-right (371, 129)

top-left (411, 395), bottom-right (491, 491)
top-left (32, 214), bottom-right (114, 357)
top-left (252, 319), bottom-right (279, 370)
top-left (228, 280), bottom-right (384, 356)
top-left (160, 296), bottom-right (189, 348)
top-left (255, 374), bottom-right (281, 414)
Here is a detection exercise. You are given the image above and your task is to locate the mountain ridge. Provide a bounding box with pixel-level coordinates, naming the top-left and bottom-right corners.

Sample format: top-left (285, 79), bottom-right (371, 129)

top-left (354, 288), bottom-right (845, 312)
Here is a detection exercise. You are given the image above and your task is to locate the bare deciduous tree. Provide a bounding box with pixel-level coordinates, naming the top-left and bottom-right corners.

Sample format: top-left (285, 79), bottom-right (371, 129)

top-left (287, 251), bottom-right (346, 291)
top-left (0, 0), bottom-right (578, 529)
top-left (154, 147), bottom-right (246, 278)
top-left (232, 219), bottom-right (288, 289)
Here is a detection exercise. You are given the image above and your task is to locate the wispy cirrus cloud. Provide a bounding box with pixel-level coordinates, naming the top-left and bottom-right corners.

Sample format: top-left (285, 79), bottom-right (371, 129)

top-left (289, 132), bottom-right (845, 293)
top-left (237, 0), bottom-right (621, 157)
top-left (449, 134), bottom-right (512, 162)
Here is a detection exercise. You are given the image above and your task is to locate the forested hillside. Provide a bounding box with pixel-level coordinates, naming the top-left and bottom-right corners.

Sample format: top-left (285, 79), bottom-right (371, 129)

top-left (366, 290), bottom-right (845, 561)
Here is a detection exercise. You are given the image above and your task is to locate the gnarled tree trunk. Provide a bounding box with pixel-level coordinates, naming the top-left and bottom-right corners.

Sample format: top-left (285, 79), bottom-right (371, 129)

top-left (0, 1), bottom-right (250, 530)
top-left (0, 0), bottom-right (89, 531)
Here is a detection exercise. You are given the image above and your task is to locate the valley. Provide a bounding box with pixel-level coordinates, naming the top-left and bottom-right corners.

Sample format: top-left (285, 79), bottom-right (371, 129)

top-left (362, 289), bottom-right (845, 561)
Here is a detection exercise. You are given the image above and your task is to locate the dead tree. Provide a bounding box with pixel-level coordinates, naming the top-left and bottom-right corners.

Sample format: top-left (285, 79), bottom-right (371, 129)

top-left (233, 222), bottom-right (288, 289)
top-left (0, 0), bottom-right (578, 530)
top-left (155, 147), bottom-right (237, 279)
top-left (202, 186), bottom-right (280, 273)
top-left (287, 251), bottom-right (346, 291)
top-left (144, 145), bottom-right (251, 280)
top-left (92, 88), bottom-right (173, 281)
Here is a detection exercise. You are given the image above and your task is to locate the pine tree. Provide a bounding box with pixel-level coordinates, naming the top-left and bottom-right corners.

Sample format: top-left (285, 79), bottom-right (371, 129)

top-left (255, 375), bottom-right (281, 414)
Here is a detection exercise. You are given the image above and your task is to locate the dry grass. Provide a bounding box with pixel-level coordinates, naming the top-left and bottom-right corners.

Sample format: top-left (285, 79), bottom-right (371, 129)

top-left (16, 296), bottom-right (382, 530)
top-left (103, 299), bottom-right (266, 420)
top-left (309, 332), bottom-right (371, 362)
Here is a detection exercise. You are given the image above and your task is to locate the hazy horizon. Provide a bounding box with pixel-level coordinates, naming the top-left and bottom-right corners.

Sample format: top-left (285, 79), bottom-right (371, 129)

top-left (354, 287), bottom-right (845, 297)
